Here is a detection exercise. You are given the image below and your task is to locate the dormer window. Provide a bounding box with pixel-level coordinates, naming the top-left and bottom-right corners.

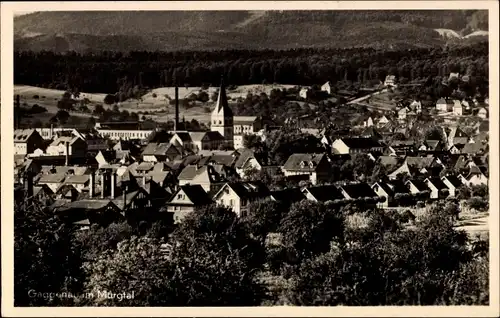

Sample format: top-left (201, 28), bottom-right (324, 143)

top-left (219, 121), bottom-right (222, 125)
top-left (300, 161), bottom-right (306, 168)
top-left (309, 161), bottom-right (315, 168)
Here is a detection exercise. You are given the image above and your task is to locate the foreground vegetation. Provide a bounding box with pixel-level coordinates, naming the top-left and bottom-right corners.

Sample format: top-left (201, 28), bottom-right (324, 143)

top-left (15, 196), bottom-right (489, 306)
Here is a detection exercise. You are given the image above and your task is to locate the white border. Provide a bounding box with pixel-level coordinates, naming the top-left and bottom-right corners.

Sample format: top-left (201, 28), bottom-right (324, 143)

top-left (1, 1), bottom-right (499, 317)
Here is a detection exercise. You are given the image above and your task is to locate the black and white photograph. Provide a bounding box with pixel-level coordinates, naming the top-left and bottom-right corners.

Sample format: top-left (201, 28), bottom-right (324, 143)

top-left (1, 1), bottom-right (499, 316)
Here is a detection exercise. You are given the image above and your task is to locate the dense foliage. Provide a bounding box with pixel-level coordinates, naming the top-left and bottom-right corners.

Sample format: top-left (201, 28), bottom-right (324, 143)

top-left (15, 43), bottom-right (488, 93)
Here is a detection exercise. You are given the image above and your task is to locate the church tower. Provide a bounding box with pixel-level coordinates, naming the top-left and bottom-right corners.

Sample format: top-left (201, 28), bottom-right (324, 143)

top-left (211, 78), bottom-right (234, 148)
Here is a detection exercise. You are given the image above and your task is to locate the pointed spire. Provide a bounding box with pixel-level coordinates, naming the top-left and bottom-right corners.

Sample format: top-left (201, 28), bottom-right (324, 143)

top-left (213, 76), bottom-right (232, 116)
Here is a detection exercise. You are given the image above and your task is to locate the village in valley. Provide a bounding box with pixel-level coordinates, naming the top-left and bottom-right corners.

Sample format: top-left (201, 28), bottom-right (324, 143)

top-left (14, 72), bottom-right (490, 231)
top-left (11, 9), bottom-right (492, 308)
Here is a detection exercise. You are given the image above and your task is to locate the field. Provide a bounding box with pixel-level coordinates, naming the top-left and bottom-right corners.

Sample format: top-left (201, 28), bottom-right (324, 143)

top-left (14, 84), bottom-right (297, 125)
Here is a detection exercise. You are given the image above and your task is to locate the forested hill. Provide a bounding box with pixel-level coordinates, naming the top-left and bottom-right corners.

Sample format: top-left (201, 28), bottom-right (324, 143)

top-left (14, 10), bottom-right (488, 52)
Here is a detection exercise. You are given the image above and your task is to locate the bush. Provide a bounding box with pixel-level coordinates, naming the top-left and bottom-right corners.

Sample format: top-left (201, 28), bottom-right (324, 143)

top-left (466, 197), bottom-right (488, 212)
top-left (400, 209), bottom-right (416, 224)
top-left (33, 94), bottom-right (39, 99)
top-left (416, 201), bottom-right (426, 208)
top-left (152, 93), bottom-right (157, 98)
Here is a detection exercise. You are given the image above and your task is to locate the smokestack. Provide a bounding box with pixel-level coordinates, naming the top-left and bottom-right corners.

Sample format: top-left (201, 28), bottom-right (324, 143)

top-left (111, 172), bottom-right (116, 199)
top-left (50, 124), bottom-right (54, 140)
top-left (143, 175), bottom-right (147, 187)
top-left (174, 86), bottom-right (179, 132)
top-left (89, 171), bottom-right (95, 198)
top-left (65, 141), bottom-right (70, 166)
top-left (101, 171), bottom-right (106, 199)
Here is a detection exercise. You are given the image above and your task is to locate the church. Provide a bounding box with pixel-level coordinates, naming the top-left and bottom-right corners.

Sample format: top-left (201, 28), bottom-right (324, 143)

top-left (210, 79), bottom-right (234, 149)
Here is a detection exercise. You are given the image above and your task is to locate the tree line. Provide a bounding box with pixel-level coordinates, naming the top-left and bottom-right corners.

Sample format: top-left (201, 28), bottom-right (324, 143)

top-left (14, 43), bottom-right (488, 94)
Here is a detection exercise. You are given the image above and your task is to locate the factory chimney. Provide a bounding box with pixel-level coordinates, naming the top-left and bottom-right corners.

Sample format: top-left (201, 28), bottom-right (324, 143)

top-left (174, 85), bottom-right (179, 132)
top-left (111, 172), bottom-right (116, 199)
top-left (89, 170), bottom-right (95, 198)
top-left (65, 141), bottom-right (70, 166)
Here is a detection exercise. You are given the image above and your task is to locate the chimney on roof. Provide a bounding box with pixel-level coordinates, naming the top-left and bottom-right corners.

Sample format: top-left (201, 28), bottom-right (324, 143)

top-left (101, 170), bottom-right (108, 199)
top-left (89, 170), bottom-right (95, 198)
top-left (174, 86), bottom-right (179, 132)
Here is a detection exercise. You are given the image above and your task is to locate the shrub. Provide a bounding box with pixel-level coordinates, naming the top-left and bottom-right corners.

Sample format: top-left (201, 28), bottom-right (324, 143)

top-left (466, 197), bottom-right (488, 212)
top-left (152, 93), bottom-right (157, 98)
top-left (33, 94), bottom-right (39, 99)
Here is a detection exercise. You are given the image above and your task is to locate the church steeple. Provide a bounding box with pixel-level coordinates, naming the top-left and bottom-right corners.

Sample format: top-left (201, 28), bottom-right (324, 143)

top-left (211, 76), bottom-right (234, 149)
top-left (213, 76), bottom-right (233, 117)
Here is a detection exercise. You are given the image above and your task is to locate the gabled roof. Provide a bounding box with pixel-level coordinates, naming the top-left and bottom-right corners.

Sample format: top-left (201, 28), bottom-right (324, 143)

top-left (340, 182), bottom-right (377, 199)
top-left (282, 153), bottom-right (326, 172)
top-left (425, 177), bottom-right (448, 190)
top-left (38, 173), bottom-right (66, 184)
top-left (406, 179), bottom-right (428, 192)
top-left (303, 185), bottom-right (344, 202)
top-left (234, 148), bottom-right (256, 169)
top-left (14, 129), bottom-right (39, 142)
top-left (270, 187), bottom-right (306, 203)
top-left (405, 156), bottom-right (436, 169)
top-left (216, 181), bottom-right (271, 200)
top-left (461, 142), bottom-right (485, 155)
top-left (360, 127), bottom-right (383, 139)
top-left (436, 98), bottom-right (454, 105)
top-left (339, 137), bottom-right (383, 149)
top-left (170, 184), bottom-right (213, 206)
top-left (233, 116), bottom-right (258, 125)
top-left (49, 136), bottom-right (83, 147)
top-left (441, 175), bottom-right (463, 188)
top-left (64, 174), bottom-right (90, 184)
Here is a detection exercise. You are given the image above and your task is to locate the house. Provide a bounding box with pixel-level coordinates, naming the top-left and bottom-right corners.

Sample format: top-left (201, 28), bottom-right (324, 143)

top-left (177, 164), bottom-right (225, 193)
top-left (397, 107), bottom-right (410, 121)
top-left (464, 166), bottom-right (488, 187)
top-left (453, 102), bottom-right (464, 116)
top-left (331, 138), bottom-right (384, 155)
top-left (14, 129), bottom-right (45, 156)
top-left (142, 142), bottom-right (182, 162)
top-left (37, 173), bottom-right (67, 193)
top-left (477, 107), bottom-right (488, 119)
top-left (446, 126), bottom-right (469, 148)
top-left (321, 81), bottom-right (332, 95)
top-left (436, 98), bottom-right (454, 113)
top-left (388, 141), bottom-right (416, 156)
top-left (165, 185), bottom-right (213, 223)
top-left (234, 149), bottom-right (263, 178)
top-left (424, 177), bottom-right (449, 199)
top-left (189, 131), bottom-right (225, 152)
top-left (384, 75), bottom-right (397, 87)
top-left (113, 140), bottom-right (140, 160)
top-left (95, 150), bottom-right (116, 168)
top-left (360, 127), bottom-right (383, 140)
top-left (441, 175), bottom-right (464, 198)
top-left (63, 174), bottom-right (91, 193)
top-left (405, 179), bottom-right (429, 197)
top-left (299, 87), bottom-right (310, 99)
top-left (270, 187), bottom-right (307, 205)
top-left (233, 116), bottom-right (265, 149)
top-left (461, 142), bottom-right (487, 155)
top-left (339, 182), bottom-right (378, 201)
top-left (213, 181), bottom-right (271, 217)
top-left (281, 153), bottom-right (331, 185)
top-left (45, 135), bottom-right (87, 158)
top-left (388, 156), bottom-right (442, 180)
top-left (363, 116), bottom-right (374, 127)
top-left (409, 100), bottom-right (422, 114)
top-left (376, 115), bottom-right (390, 128)
top-left (371, 180), bottom-right (410, 208)
top-left (418, 140), bottom-right (444, 152)
top-left (301, 185), bottom-right (344, 202)
top-left (449, 72), bottom-right (460, 81)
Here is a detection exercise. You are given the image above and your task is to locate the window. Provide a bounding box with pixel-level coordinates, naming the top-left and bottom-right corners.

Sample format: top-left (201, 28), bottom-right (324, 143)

top-left (221, 199), bottom-right (225, 205)
top-left (229, 199), bottom-right (234, 207)
top-left (219, 121), bottom-right (222, 125)
top-left (177, 194), bottom-right (183, 199)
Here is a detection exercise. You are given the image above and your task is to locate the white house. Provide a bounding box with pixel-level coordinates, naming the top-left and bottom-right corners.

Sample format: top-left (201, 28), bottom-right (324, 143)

top-left (281, 153), bottom-right (331, 185)
top-left (409, 100), bottom-right (422, 114)
top-left (441, 175), bottom-right (464, 198)
top-left (436, 98), bottom-right (453, 113)
top-left (477, 107), bottom-right (488, 119)
top-left (321, 81), bottom-right (332, 95)
top-left (213, 182), bottom-right (271, 217)
top-left (299, 87), bottom-right (310, 99)
top-left (384, 75), bottom-right (397, 87)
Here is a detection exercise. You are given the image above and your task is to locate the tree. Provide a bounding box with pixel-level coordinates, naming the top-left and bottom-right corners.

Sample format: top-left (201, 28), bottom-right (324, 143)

top-left (104, 94), bottom-right (116, 105)
top-left (55, 110), bottom-right (70, 124)
top-left (15, 197), bottom-right (83, 306)
top-left (279, 200), bottom-right (344, 261)
top-left (244, 199), bottom-right (286, 243)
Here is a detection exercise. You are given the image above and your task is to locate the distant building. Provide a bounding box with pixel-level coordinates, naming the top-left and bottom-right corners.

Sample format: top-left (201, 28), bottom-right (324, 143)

top-left (213, 181), bottom-right (271, 217)
top-left (282, 153), bottom-right (331, 185)
top-left (409, 100), bottom-right (422, 114)
top-left (449, 72), bottom-right (460, 81)
top-left (321, 81), bottom-right (332, 95)
top-left (452, 102), bottom-right (464, 116)
top-left (95, 121), bottom-right (155, 140)
top-left (45, 135), bottom-right (87, 158)
top-left (436, 98), bottom-right (454, 113)
top-left (165, 185), bottom-right (213, 223)
top-left (299, 87), bottom-right (310, 99)
top-left (14, 129), bottom-right (44, 156)
top-left (477, 107), bottom-right (488, 119)
top-left (384, 75), bottom-right (397, 87)
top-left (331, 138), bottom-right (384, 155)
